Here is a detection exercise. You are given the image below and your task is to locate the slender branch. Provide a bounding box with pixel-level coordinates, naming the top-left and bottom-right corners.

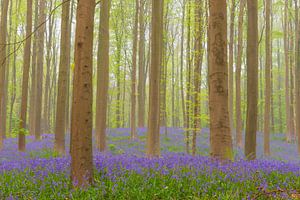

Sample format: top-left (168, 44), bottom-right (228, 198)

top-left (1, 0), bottom-right (102, 65)
top-left (1, 0), bottom-right (71, 46)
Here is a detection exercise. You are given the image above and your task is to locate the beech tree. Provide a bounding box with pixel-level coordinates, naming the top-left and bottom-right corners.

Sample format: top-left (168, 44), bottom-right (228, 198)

top-left (34, 0), bottom-right (46, 141)
top-left (185, 0), bottom-right (192, 154)
top-left (228, 0), bottom-right (236, 138)
top-left (236, 0), bottom-right (245, 148)
top-left (130, 0), bottom-right (139, 140)
top-left (245, 0), bottom-right (258, 160)
top-left (208, 0), bottom-right (233, 160)
top-left (71, 0), bottom-right (95, 187)
top-left (95, 0), bottom-right (110, 151)
top-left (146, 0), bottom-right (164, 158)
top-left (138, 0), bottom-right (146, 128)
top-left (296, 0), bottom-right (300, 155)
top-left (264, 0), bottom-right (271, 156)
top-left (19, 0), bottom-right (32, 152)
top-left (192, 0), bottom-right (204, 156)
top-left (284, 0), bottom-right (291, 143)
top-left (29, 0), bottom-right (39, 137)
top-left (0, 0), bottom-right (9, 149)
top-left (55, 0), bottom-right (71, 155)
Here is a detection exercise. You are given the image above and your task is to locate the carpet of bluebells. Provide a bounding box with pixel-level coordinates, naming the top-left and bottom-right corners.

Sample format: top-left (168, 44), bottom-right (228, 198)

top-left (0, 128), bottom-right (300, 199)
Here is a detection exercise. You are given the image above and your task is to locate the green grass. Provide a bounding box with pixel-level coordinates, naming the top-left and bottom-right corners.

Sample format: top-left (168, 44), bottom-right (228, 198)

top-left (29, 148), bottom-right (60, 159)
top-left (0, 168), bottom-right (299, 200)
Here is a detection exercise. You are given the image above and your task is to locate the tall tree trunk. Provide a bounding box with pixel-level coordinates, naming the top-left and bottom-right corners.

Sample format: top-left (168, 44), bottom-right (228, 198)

top-left (295, 0), bottom-right (300, 154)
top-left (192, 0), bottom-right (203, 156)
top-left (289, 20), bottom-right (296, 142)
top-left (208, 0), bottom-right (233, 160)
top-left (0, 0), bottom-right (9, 149)
top-left (29, 0), bottom-right (39, 136)
top-left (245, 0), bottom-right (258, 160)
top-left (50, 41), bottom-right (58, 132)
top-left (95, 0), bottom-right (110, 151)
top-left (19, 0), bottom-right (33, 152)
top-left (236, 0), bottom-right (245, 148)
top-left (65, 0), bottom-right (75, 133)
top-left (160, 3), bottom-right (168, 130)
top-left (185, 0), bottom-right (192, 154)
top-left (228, 0), bottom-right (236, 140)
top-left (277, 40), bottom-right (283, 133)
top-left (180, 0), bottom-right (186, 143)
top-left (264, 0), bottom-right (271, 156)
top-left (130, 0), bottom-right (139, 140)
top-left (9, 37), bottom-right (17, 135)
top-left (270, 7), bottom-right (275, 132)
top-left (146, 0), bottom-right (163, 158)
top-left (34, 0), bottom-right (46, 141)
top-left (122, 63), bottom-right (126, 127)
top-left (115, 38), bottom-right (122, 128)
top-left (171, 31), bottom-right (175, 127)
top-left (43, 1), bottom-right (54, 134)
top-left (71, 0), bottom-right (95, 187)
top-left (8, 11), bottom-right (17, 135)
top-left (138, 0), bottom-right (146, 128)
top-left (259, 53), bottom-right (263, 132)
top-left (1, 56), bottom-right (8, 139)
top-left (284, 0), bottom-right (291, 142)
top-left (4, 0), bottom-right (13, 139)
top-left (55, 0), bottom-right (71, 155)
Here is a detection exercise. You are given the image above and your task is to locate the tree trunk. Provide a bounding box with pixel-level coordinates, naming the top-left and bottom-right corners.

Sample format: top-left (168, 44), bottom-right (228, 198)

top-left (245, 0), bottom-right (258, 160)
top-left (160, 3), bottom-right (168, 131)
top-left (9, 34), bottom-right (17, 135)
top-left (295, 0), bottom-right (300, 154)
top-left (236, 0), bottom-right (245, 148)
top-left (228, 0), bottom-right (236, 140)
top-left (95, 0), bottom-right (110, 152)
top-left (34, 0), bottom-right (46, 141)
top-left (180, 0), bottom-right (186, 130)
top-left (289, 20), bottom-right (296, 142)
top-left (277, 40), bottom-right (283, 133)
top-left (43, 1), bottom-right (54, 134)
top-left (185, 0), bottom-right (192, 154)
top-left (71, 0), bottom-right (95, 187)
top-left (65, 0), bottom-right (75, 133)
top-left (192, 0), bottom-right (203, 156)
top-left (130, 0), bottom-right (139, 140)
top-left (55, 0), bottom-right (71, 155)
top-left (208, 0), bottom-right (233, 160)
top-left (115, 44), bottom-right (121, 128)
top-left (264, 0), bottom-right (271, 156)
top-left (0, 0), bottom-right (9, 149)
top-left (146, 0), bottom-right (163, 158)
top-left (284, 0), bottom-right (291, 142)
top-left (138, 0), bottom-right (146, 128)
top-left (4, 0), bottom-right (13, 139)
top-left (29, 0), bottom-right (39, 136)
top-left (19, 0), bottom-right (33, 152)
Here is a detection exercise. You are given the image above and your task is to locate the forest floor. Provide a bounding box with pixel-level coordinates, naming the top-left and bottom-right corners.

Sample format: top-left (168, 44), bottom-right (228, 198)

top-left (0, 128), bottom-right (300, 199)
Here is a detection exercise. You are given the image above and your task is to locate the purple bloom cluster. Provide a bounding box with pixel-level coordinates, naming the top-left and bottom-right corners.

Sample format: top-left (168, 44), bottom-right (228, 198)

top-left (0, 128), bottom-right (299, 180)
top-left (0, 129), bottom-right (299, 199)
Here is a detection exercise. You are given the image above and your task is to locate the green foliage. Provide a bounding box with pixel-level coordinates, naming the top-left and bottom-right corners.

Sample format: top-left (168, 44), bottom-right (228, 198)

top-left (10, 117), bottom-right (29, 138)
top-left (109, 144), bottom-right (124, 155)
top-left (29, 149), bottom-right (60, 159)
top-left (272, 31), bottom-right (284, 39)
top-left (109, 144), bottom-right (117, 152)
top-left (0, 168), bottom-right (299, 200)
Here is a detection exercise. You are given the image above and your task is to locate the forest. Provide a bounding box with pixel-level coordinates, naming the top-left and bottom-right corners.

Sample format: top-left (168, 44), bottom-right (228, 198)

top-left (0, 0), bottom-right (300, 199)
